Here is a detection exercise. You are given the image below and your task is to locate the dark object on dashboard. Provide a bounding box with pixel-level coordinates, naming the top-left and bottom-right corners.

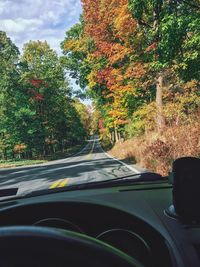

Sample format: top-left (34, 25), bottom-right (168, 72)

top-left (0, 188), bottom-right (18, 197)
top-left (171, 157), bottom-right (200, 222)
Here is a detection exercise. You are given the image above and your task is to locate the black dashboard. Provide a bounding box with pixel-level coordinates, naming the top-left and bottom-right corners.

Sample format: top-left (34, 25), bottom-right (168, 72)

top-left (0, 181), bottom-right (199, 267)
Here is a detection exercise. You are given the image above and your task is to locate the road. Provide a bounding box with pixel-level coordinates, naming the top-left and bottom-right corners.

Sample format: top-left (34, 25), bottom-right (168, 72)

top-left (0, 137), bottom-right (141, 196)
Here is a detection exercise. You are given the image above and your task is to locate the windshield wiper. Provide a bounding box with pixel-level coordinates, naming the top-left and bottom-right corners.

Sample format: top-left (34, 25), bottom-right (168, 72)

top-left (26, 172), bottom-right (165, 197)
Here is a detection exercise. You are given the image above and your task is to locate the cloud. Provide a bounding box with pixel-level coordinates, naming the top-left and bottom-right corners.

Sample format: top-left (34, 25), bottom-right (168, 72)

top-left (0, 0), bottom-right (82, 54)
top-left (1, 18), bottom-right (43, 33)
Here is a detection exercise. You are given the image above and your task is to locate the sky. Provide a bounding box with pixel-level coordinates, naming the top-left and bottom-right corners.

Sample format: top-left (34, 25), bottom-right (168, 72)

top-left (0, 0), bottom-right (82, 54)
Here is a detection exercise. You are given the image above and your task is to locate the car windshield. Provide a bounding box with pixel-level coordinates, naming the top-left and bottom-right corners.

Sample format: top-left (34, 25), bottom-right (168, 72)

top-left (0, 0), bottom-right (199, 198)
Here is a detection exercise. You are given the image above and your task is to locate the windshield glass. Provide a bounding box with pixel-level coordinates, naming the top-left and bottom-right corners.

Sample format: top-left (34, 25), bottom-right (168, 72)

top-left (0, 0), bottom-right (199, 198)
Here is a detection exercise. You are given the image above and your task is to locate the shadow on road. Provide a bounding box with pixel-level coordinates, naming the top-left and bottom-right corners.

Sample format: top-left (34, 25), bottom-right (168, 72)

top-left (0, 139), bottom-right (135, 190)
top-left (0, 156), bottom-right (133, 187)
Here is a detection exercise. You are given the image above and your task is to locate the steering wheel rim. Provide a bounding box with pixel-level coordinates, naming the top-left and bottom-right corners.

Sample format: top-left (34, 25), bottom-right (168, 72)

top-left (0, 226), bottom-right (144, 267)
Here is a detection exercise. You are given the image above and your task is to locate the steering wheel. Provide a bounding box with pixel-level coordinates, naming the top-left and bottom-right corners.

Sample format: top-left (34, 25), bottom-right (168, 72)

top-left (0, 226), bottom-right (144, 267)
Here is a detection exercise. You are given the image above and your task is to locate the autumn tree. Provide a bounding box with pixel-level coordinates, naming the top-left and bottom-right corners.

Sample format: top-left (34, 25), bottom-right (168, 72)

top-left (128, 0), bottom-right (200, 131)
top-left (63, 0), bottom-right (147, 141)
top-left (62, 0), bottom-right (200, 143)
top-left (73, 98), bottom-right (92, 134)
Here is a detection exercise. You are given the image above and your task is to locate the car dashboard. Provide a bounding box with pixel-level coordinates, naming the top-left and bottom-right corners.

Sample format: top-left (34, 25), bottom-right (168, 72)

top-left (0, 181), bottom-right (199, 267)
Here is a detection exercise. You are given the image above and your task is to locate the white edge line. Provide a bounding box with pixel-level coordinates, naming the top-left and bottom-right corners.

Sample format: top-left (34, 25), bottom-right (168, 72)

top-left (100, 145), bottom-right (141, 174)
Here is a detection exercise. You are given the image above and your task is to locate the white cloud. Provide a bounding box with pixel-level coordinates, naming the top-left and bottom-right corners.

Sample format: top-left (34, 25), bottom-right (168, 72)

top-left (1, 18), bottom-right (43, 33)
top-left (0, 0), bottom-right (82, 54)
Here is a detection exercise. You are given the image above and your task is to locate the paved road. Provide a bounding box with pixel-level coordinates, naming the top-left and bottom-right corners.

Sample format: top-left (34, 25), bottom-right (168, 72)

top-left (0, 138), bottom-right (141, 196)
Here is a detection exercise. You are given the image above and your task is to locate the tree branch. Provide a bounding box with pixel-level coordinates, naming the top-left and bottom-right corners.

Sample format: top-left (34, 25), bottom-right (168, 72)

top-left (138, 20), bottom-right (153, 28)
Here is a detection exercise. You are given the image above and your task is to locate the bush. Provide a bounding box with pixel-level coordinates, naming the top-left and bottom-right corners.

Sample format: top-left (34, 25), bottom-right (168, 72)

top-left (99, 129), bottom-right (113, 150)
top-left (125, 93), bottom-right (200, 138)
top-left (125, 103), bottom-right (156, 138)
top-left (163, 94), bottom-right (200, 126)
top-left (109, 122), bottom-right (200, 176)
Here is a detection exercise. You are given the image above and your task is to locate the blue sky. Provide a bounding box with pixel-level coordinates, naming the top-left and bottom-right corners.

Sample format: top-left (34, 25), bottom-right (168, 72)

top-left (0, 0), bottom-right (82, 54)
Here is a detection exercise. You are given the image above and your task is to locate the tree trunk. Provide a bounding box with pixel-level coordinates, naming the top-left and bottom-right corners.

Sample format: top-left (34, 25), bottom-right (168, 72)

top-left (114, 127), bottom-right (119, 143)
top-left (118, 132), bottom-right (121, 142)
top-left (62, 140), bottom-right (65, 153)
top-left (43, 145), bottom-right (46, 157)
top-left (111, 131), bottom-right (115, 143)
top-left (52, 144), bottom-right (56, 154)
top-left (109, 132), bottom-right (114, 144)
top-left (4, 148), bottom-right (7, 160)
top-left (156, 73), bottom-right (165, 132)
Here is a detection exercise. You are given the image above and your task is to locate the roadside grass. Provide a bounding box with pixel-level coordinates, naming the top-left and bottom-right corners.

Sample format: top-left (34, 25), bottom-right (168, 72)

top-left (0, 142), bottom-right (87, 169)
top-left (108, 122), bottom-right (200, 176)
top-left (0, 159), bottom-right (47, 168)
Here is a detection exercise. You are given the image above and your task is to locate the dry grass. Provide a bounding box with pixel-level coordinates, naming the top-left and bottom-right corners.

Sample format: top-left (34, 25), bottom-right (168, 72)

top-left (109, 122), bottom-right (200, 176)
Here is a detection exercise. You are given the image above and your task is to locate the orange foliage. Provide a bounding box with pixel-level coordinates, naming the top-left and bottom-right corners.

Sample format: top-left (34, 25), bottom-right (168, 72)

top-left (125, 62), bottom-right (147, 79)
top-left (14, 144), bottom-right (27, 153)
top-left (145, 42), bottom-right (157, 52)
top-left (82, 0), bottom-right (145, 128)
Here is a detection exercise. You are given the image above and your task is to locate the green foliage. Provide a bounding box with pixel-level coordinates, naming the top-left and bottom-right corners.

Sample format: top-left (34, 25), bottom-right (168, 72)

top-left (0, 33), bottom-right (88, 160)
top-left (73, 99), bottom-right (92, 134)
top-left (128, 0), bottom-right (200, 72)
top-left (126, 91), bottom-right (200, 138)
top-left (125, 103), bottom-right (156, 138)
top-left (61, 21), bottom-right (93, 89)
top-left (163, 93), bottom-right (200, 126)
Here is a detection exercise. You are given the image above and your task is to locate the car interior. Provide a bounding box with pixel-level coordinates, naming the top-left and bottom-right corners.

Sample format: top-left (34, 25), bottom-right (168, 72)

top-left (0, 157), bottom-right (199, 267)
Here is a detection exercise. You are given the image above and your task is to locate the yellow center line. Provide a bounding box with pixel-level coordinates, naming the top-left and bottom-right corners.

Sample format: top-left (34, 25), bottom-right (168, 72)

top-left (58, 178), bottom-right (69, 188)
top-left (86, 140), bottom-right (95, 159)
top-left (50, 178), bottom-right (69, 189)
top-left (50, 179), bottom-right (62, 189)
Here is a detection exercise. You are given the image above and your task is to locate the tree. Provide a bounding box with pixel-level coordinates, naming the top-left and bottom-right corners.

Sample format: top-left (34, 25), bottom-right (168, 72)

top-left (0, 31), bottom-right (20, 159)
top-left (128, 0), bottom-right (200, 131)
top-left (19, 40), bottom-right (86, 156)
top-left (73, 99), bottom-right (92, 134)
top-left (62, 0), bottom-right (143, 141)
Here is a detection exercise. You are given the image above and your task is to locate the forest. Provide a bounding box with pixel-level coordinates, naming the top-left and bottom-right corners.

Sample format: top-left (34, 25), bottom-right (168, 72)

top-left (1, 0), bottom-right (199, 174)
top-left (0, 33), bottom-right (90, 162)
top-left (62, 0), bottom-right (200, 175)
